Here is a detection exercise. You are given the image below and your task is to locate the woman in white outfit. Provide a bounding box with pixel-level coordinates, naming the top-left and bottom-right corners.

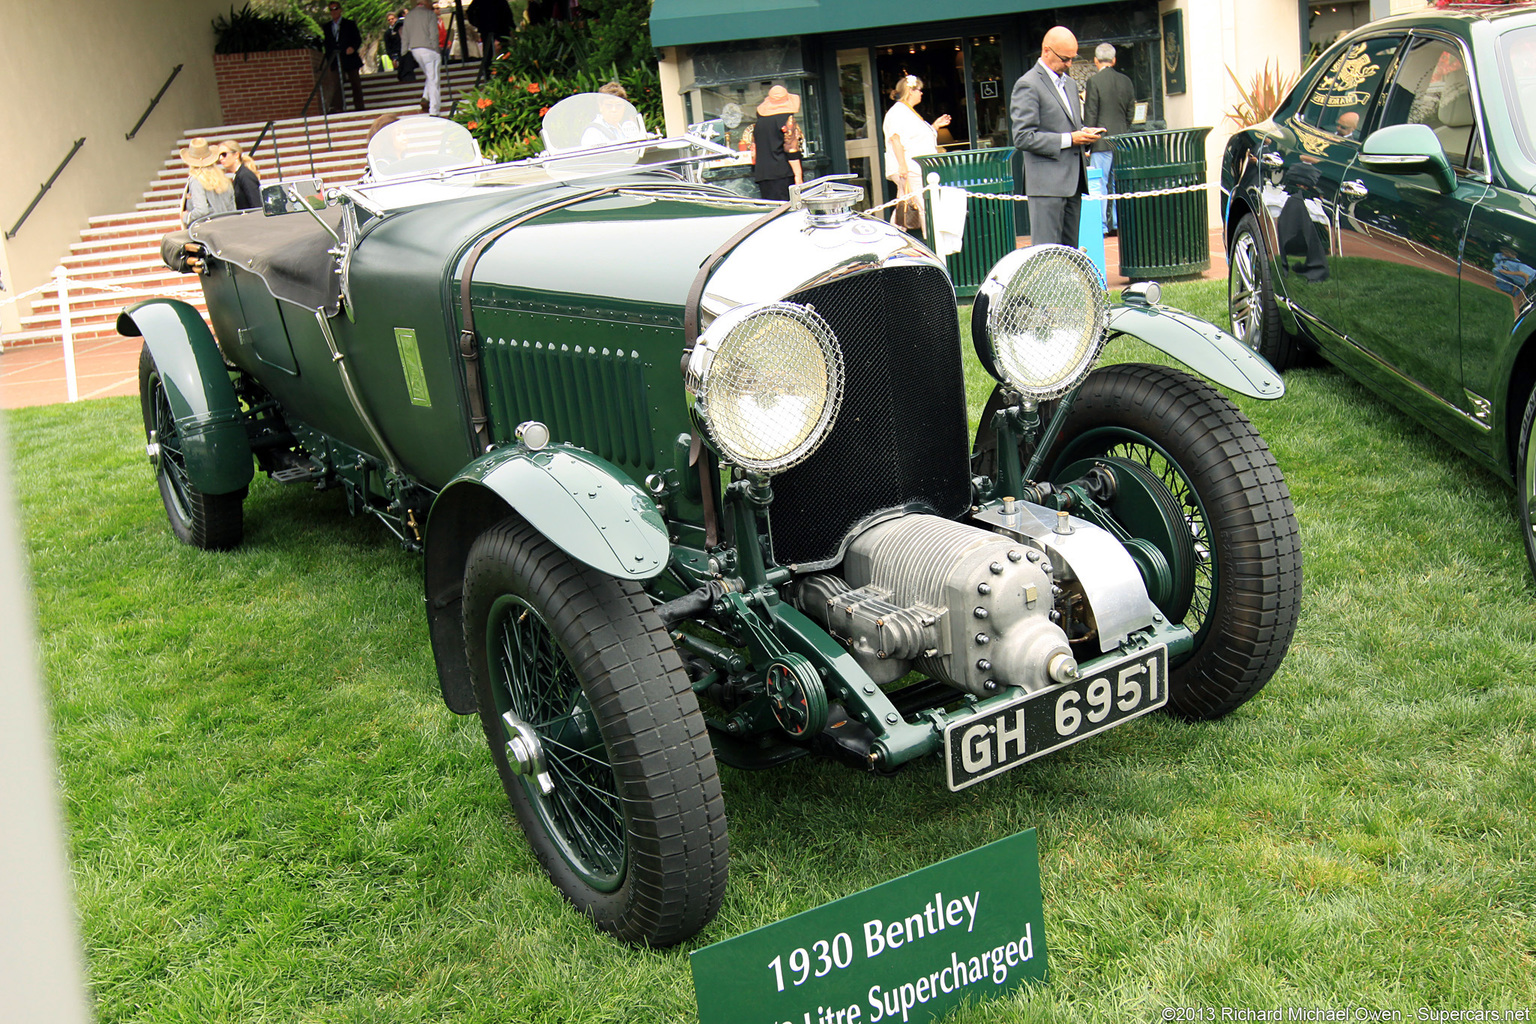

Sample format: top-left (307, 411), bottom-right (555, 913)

top-left (882, 75), bottom-right (950, 233)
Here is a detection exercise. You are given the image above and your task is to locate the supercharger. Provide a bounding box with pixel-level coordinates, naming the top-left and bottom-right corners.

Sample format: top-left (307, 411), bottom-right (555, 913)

top-left (795, 501), bottom-right (1158, 697)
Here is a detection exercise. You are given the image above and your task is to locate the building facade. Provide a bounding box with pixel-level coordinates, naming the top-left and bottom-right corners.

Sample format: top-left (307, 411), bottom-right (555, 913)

top-left (649, 0), bottom-right (1427, 222)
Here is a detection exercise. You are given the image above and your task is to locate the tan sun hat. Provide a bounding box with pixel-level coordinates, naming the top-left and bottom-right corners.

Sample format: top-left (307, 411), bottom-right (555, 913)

top-left (757, 85), bottom-right (800, 117)
top-left (179, 137), bottom-right (219, 168)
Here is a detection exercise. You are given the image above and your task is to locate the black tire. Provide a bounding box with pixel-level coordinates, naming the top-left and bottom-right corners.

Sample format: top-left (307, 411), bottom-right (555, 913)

top-left (463, 517), bottom-right (728, 946)
top-left (1043, 363), bottom-right (1302, 720)
top-left (1228, 212), bottom-right (1300, 371)
top-left (138, 345), bottom-right (243, 550)
top-left (1517, 387), bottom-right (1536, 584)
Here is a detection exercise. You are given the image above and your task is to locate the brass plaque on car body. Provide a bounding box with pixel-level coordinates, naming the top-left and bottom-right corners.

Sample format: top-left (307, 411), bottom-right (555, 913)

top-left (394, 328), bottom-right (432, 407)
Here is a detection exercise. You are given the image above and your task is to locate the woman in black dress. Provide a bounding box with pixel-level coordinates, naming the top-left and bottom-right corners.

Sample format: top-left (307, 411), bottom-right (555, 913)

top-left (217, 140), bottom-right (262, 211)
top-left (752, 85), bottom-right (803, 202)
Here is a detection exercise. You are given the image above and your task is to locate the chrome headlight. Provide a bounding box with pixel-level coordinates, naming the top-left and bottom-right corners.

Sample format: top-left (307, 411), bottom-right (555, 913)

top-left (684, 301), bottom-right (843, 473)
top-left (973, 245), bottom-right (1109, 401)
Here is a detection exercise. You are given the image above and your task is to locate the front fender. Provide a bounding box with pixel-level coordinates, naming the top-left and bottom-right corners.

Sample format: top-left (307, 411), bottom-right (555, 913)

top-left (117, 298), bottom-right (253, 494)
top-left (421, 444), bottom-right (669, 715)
top-left (1108, 303), bottom-right (1285, 400)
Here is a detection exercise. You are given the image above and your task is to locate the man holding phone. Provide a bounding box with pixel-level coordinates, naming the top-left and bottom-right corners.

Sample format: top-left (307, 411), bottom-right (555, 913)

top-left (1009, 25), bottom-right (1105, 247)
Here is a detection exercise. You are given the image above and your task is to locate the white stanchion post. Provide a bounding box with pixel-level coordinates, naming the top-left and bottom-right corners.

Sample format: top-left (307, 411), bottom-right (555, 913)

top-left (53, 266), bottom-right (77, 403)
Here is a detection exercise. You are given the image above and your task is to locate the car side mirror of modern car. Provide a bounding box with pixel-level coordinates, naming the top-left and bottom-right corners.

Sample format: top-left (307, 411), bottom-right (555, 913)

top-left (261, 177), bottom-right (328, 217)
top-left (1359, 124), bottom-right (1457, 194)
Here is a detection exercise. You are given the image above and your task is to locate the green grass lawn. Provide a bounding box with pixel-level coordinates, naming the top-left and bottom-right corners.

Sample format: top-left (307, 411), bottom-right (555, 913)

top-left (7, 279), bottom-right (1536, 1021)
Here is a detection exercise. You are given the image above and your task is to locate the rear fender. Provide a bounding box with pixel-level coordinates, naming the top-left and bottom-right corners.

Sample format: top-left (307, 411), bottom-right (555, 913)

top-left (422, 444), bottom-right (669, 714)
top-left (117, 299), bottom-right (254, 494)
top-left (1107, 302), bottom-right (1285, 400)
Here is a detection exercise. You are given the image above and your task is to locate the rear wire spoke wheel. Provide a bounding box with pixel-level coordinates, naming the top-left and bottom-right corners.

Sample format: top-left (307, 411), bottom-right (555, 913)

top-left (138, 344), bottom-right (243, 550)
top-left (1228, 212), bottom-right (1300, 371)
top-left (463, 516), bottom-right (728, 946)
top-left (1044, 363), bottom-right (1302, 720)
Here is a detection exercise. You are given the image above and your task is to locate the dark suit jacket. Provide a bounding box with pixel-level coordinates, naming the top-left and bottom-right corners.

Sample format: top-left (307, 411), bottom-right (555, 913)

top-left (1010, 61), bottom-right (1088, 198)
top-left (1083, 66), bottom-right (1135, 152)
top-left (323, 17), bottom-right (363, 72)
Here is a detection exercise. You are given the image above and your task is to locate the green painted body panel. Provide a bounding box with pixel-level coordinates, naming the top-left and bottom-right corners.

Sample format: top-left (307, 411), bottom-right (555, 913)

top-left (117, 299), bottom-right (254, 495)
top-left (210, 183), bottom-right (761, 494)
top-left (1465, 183), bottom-right (1536, 475)
top-left (1107, 304), bottom-right (1284, 399)
top-left (436, 444), bottom-right (669, 579)
top-left (1222, 6), bottom-right (1536, 481)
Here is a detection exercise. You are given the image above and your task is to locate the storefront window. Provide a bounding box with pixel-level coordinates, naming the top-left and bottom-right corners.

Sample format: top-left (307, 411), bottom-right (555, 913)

top-left (969, 35), bottom-right (1007, 149)
top-left (683, 74), bottom-right (824, 199)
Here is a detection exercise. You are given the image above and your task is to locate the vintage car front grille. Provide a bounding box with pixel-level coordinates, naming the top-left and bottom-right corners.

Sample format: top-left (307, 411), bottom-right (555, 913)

top-left (770, 264), bottom-right (971, 567)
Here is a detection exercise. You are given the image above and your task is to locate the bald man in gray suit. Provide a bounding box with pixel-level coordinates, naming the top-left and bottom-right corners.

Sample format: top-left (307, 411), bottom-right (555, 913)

top-left (1009, 25), bottom-right (1106, 247)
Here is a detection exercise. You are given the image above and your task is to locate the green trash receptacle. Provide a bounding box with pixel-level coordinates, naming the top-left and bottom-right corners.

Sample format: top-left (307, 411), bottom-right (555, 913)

top-left (1112, 127), bottom-right (1212, 281)
top-left (913, 147), bottom-right (1018, 298)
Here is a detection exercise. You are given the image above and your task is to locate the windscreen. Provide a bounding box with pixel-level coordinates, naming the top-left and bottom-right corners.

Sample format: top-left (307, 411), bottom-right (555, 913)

top-left (366, 115), bottom-right (482, 179)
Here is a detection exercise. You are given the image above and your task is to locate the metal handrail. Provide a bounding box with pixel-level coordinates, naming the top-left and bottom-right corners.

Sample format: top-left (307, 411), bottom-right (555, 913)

top-left (248, 120), bottom-right (283, 181)
top-left (126, 64), bottom-right (184, 140)
top-left (6, 138), bottom-right (85, 240)
top-left (296, 53), bottom-right (337, 179)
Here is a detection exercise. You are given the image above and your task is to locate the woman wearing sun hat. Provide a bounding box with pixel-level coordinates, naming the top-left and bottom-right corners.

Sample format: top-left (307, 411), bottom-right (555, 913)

top-left (180, 137), bottom-right (235, 225)
top-left (751, 84), bottom-right (803, 202)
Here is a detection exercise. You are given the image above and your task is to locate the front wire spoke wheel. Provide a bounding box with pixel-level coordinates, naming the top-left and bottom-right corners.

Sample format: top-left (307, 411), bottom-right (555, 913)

top-left (464, 516), bottom-right (728, 946)
top-left (1045, 363), bottom-right (1301, 720)
top-left (490, 595), bottom-right (625, 885)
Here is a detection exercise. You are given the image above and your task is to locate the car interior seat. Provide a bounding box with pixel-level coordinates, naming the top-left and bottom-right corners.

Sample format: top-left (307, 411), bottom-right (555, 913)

top-left (1433, 71), bottom-right (1475, 167)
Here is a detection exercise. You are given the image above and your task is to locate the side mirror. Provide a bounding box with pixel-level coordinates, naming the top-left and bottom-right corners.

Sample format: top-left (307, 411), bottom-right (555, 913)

top-left (1359, 124), bottom-right (1457, 194)
top-left (261, 177), bottom-right (327, 216)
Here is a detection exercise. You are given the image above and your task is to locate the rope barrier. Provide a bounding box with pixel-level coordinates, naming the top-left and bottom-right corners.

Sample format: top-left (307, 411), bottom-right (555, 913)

top-left (868, 177), bottom-right (1213, 216)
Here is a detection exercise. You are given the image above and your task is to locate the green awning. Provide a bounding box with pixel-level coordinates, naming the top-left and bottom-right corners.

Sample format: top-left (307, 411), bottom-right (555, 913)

top-left (650, 0), bottom-right (1062, 48)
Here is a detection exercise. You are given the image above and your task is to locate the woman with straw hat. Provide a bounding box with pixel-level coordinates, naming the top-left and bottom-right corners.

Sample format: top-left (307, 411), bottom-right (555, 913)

top-left (180, 137), bottom-right (235, 225)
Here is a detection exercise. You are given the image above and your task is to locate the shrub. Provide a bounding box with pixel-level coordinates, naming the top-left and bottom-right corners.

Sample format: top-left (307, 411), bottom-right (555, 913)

top-left (213, 3), bottom-right (317, 53)
top-left (454, 0), bottom-right (662, 161)
top-left (1224, 60), bottom-right (1301, 128)
top-left (458, 63), bottom-right (662, 161)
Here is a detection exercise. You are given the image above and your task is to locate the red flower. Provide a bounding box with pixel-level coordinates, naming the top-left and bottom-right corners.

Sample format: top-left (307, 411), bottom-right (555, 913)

top-left (466, 121), bottom-right (479, 130)
top-left (539, 106), bottom-right (550, 117)
top-left (528, 82), bottom-right (541, 93)
top-left (476, 97), bottom-right (493, 110)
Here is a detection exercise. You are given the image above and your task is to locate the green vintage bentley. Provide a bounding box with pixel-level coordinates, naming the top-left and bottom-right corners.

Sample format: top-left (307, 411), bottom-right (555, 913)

top-left (124, 98), bottom-right (1301, 947)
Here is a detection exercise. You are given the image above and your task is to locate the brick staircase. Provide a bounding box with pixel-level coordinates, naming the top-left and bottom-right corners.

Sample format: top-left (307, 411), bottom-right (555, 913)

top-left (0, 64), bottom-right (484, 351)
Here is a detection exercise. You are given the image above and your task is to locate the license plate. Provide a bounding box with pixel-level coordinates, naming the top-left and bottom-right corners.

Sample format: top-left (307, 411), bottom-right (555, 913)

top-left (944, 645), bottom-right (1168, 791)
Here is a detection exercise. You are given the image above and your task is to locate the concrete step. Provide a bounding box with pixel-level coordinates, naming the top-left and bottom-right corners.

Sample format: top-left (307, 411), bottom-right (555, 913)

top-left (57, 256), bottom-right (165, 279)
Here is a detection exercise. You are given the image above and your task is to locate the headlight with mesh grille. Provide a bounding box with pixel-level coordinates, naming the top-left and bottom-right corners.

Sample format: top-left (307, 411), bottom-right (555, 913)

top-left (973, 245), bottom-right (1109, 401)
top-left (684, 302), bottom-right (843, 473)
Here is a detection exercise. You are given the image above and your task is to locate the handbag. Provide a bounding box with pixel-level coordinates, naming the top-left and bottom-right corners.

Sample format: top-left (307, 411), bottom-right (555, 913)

top-left (781, 115), bottom-right (803, 155)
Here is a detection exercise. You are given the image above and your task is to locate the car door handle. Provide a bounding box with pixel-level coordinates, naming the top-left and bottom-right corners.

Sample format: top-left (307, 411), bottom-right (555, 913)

top-left (1262, 152), bottom-right (1285, 168)
top-left (1341, 179), bottom-right (1369, 200)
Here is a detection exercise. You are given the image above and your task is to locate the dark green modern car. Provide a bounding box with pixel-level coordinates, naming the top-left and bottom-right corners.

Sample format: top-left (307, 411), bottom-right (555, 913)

top-left (127, 96), bottom-right (1300, 947)
top-left (1222, 4), bottom-right (1536, 577)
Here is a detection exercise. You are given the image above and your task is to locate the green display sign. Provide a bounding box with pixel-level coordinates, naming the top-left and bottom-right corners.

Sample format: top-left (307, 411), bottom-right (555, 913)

top-left (692, 830), bottom-right (1047, 1024)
